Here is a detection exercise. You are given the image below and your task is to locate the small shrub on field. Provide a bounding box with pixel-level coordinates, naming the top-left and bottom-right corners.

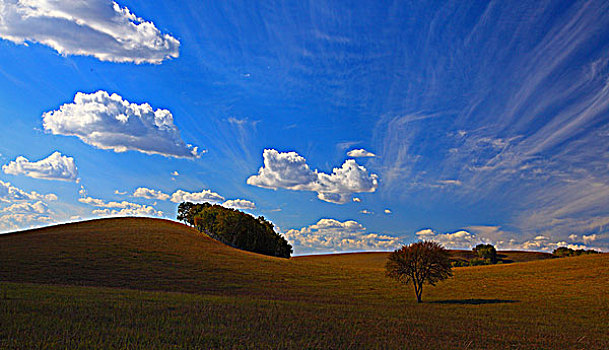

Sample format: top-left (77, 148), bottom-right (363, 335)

top-left (451, 260), bottom-right (469, 267)
top-left (469, 257), bottom-right (492, 266)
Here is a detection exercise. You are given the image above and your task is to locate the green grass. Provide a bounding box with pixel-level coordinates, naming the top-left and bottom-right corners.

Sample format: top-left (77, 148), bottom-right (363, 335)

top-left (1, 218), bottom-right (608, 349)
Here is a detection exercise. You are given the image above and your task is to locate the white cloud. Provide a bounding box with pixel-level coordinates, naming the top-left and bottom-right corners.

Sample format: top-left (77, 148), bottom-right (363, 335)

top-left (568, 234), bottom-right (578, 241)
top-left (42, 91), bottom-right (200, 158)
top-left (133, 187), bottom-right (170, 201)
top-left (352, 197), bottom-right (361, 202)
top-left (171, 171), bottom-right (179, 176)
top-left (222, 199), bottom-right (256, 210)
top-left (0, 201), bottom-right (50, 215)
top-left (437, 179), bottom-right (462, 186)
top-left (79, 196), bottom-right (162, 216)
top-left (247, 149), bottom-right (378, 204)
top-left (2, 151), bottom-right (78, 182)
top-left (582, 234), bottom-right (597, 244)
top-left (414, 228), bottom-right (435, 237)
top-left (360, 209), bottom-right (373, 215)
top-left (92, 206), bottom-right (161, 217)
top-left (0, 180), bottom-right (57, 203)
top-left (0, 212), bottom-right (52, 232)
top-left (0, 201), bottom-right (53, 232)
top-left (0, 0), bottom-right (179, 64)
top-left (384, 209), bottom-right (392, 214)
top-left (415, 228), bottom-right (477, 249)
top-left (170, 189), bottom-right (224, 203)
top-left (284, 218), bottom-right (400, 254)
top-left (347, 149), bottom-right (377, 158)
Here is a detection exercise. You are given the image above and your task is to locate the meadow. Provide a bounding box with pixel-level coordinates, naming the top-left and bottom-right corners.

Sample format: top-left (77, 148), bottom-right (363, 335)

top-left (0, 218), bottom-right (607, 349)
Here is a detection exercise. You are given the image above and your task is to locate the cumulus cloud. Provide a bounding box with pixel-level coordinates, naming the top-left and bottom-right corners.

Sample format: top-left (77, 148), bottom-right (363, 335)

top-left (42, 91), bottom-right (200, 158)
top-left (221, 199), bottom-right (256, 210)
top-left (2, 151), bottom-right (78, 182)
top-left (171, 171), bottom-right (179, 176)
top-left (0, 201), bottom-right (50, 215)
top-left (384, 209), bottom-right (392, 214)
top-left (0, 201), bottom-right (53, 232)
top-left (422, 225), bottom-right (604, 252)
top-left (247, 149), bottom-right (379, 204)
top-left (0, 0), bottom-right (179, 64)
top-left (347, 149), bottom-right (377, 158)
top-left (92, 206), bottom-right (161, 217)
top-left (0, 212), bottom-right (52, 232)
top-left (582, 234), bottom-right (597, 244)
top-left (170, 189), bottom-right (224, 203)
top-left (415, 228), bottom-right (477, 249)
top-left (0, 180), bottom-right (57, 203)
top-left (360, 209), bottom-right (373, 214)
top-left (353, 197), bottom-right (361, 202)
top-left (133, 187), bottom-right (170, 201)
top-left (79, 196), bottom-right (162, 216)
top-left (284, 218), bottom-right (400, 254)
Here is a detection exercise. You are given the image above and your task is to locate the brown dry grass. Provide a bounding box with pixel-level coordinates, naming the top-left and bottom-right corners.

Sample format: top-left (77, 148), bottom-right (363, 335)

top-left (0, 217), bottom-right (607, 349)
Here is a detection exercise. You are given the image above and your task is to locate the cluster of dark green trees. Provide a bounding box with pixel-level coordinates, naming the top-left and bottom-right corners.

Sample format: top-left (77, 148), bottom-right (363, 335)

top-left (552, 247), bottom-right (599, 257)
top-left (451, 243), bottom-right (499, 267)
top-left (177, 202), bottom-right (292, 258)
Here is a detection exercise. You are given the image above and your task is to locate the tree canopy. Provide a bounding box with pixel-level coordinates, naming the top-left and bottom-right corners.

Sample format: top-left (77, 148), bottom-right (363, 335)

top-left (386, 241), bottom-right (453, 303)
top-left (473, 243), bottom-right (498, 264)
top-left (177, 202), bottom-right (292, 258)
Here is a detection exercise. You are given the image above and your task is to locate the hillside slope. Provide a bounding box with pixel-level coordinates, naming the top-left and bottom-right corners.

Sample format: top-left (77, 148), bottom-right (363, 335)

top-left (0, 218), bottom-right (306, 297)
top-left (1, 218), bottom-right (607, 349)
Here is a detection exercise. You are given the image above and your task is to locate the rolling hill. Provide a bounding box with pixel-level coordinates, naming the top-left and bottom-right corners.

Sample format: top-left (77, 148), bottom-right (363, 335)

top-left (0, 218), bottom-right (607, 349)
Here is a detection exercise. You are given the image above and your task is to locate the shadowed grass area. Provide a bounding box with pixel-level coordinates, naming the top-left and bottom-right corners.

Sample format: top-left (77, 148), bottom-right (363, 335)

top-left (429, 299), bottom-right (519, 305)
top-left (0, 218), bottom-right (607, 349)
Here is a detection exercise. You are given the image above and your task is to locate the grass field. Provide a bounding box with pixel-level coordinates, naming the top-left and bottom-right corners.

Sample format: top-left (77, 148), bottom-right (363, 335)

top-left (1, 218), bottom-right (607, 349)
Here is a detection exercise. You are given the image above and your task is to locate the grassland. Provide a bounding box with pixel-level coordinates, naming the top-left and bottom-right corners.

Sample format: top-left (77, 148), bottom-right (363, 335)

top-left (0, 218), bottom-right (607, 349)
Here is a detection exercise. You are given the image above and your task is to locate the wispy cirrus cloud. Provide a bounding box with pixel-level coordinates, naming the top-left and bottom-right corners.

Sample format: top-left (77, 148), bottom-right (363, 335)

top-left (42, 91), bottom-right (201, 158)
top-left (371, 1), bottom-right (609, 251)
top-left (0, 0), bottom-right (179, 64)
top-left (2, 152), bottom-right (78, 182)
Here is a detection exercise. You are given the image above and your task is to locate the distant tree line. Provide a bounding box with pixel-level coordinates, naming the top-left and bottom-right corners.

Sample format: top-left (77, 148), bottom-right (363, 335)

top-left (552, 247), bottom-right (600, 258)
top-left (177, 202), bottom-right (292, 258)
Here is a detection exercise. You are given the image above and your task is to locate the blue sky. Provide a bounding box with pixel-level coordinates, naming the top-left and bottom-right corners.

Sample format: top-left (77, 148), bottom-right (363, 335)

top-left (1, 0), bottom-right (608, 254)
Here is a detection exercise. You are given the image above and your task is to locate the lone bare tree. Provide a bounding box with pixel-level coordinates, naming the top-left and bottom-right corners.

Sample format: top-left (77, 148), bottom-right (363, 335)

top-left (386, 241), bottom-right (453, 303)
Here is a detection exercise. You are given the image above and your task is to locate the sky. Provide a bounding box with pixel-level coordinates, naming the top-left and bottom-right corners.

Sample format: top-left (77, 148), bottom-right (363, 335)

top-left (1, 0), bottom-right (608, 255)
